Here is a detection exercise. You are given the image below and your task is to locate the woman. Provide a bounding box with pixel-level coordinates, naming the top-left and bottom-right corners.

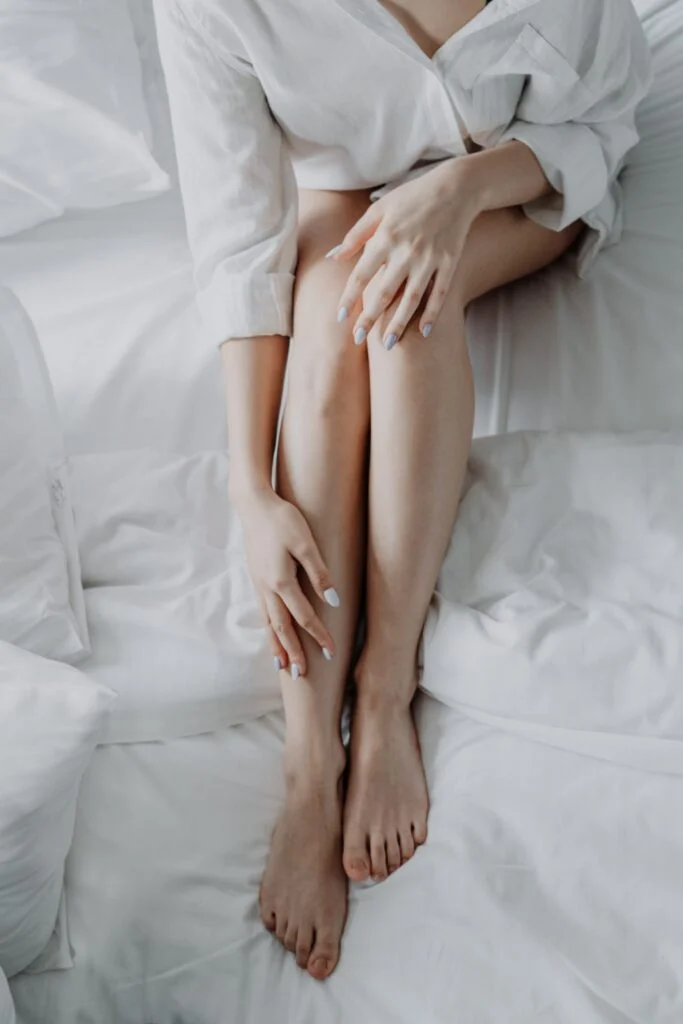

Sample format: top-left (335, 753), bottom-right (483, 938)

top-left (155, 0), bottom-right (652, 982)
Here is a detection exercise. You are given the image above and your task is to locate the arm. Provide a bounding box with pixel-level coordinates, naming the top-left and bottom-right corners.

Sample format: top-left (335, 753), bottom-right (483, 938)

top-left (155, 0), bottom-right (296, 494)
top-left (156, 0), bottom-right (337, 670)
top-left (451, 140), bottom-right (554, 215)
top-left (221, 337), bottom-right (287, 500)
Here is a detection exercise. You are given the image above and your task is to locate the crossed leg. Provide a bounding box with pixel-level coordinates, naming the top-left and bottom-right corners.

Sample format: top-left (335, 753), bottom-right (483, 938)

top-left (259, 189), bottom-right (582, 976)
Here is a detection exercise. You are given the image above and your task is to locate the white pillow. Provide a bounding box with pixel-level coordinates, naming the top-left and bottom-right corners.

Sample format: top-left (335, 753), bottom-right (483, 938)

top-left (0, 0), bottom-right (169, 237)
top-left (0, 970), bottom-right (13, 1024)
top-left (0, 641), bottom-right (114, 978)
top-left (0, 286), bottom-right (89, 661)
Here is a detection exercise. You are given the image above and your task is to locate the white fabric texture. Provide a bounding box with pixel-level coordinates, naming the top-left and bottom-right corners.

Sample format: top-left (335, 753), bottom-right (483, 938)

top-left (0, 972), bottom-right (14, 1024)
top-left (424, 431), bottom-right (683, 773)
top-left (0, 286), bottom-right (89, 661)
top-left (0, 641), bottom-right (114, 979)
top-left (68, 449), bottom-right (279, 744)
top-left (0, 0), bottom-right (169, 238)
top-left (154, 0), bottom-right (652, 345)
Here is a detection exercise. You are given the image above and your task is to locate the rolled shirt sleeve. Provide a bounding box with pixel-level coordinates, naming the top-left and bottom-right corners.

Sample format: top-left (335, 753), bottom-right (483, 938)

top-left (498, 0), bottom-right (653, 259)
top-left (154, 0), bottom-right (297, 344)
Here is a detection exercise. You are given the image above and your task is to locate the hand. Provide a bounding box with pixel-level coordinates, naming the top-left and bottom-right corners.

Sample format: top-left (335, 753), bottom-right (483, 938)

top-left (232, 486), bottom-right (340, 678)
top-left (327, 158), bottom-right (482, 349)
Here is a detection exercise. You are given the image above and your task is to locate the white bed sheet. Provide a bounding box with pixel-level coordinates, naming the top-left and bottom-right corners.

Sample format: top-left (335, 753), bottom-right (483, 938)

top-left (11, 697), bottom-right (683, 1024)
top-left (6, 0), bottom-right (683, 1020)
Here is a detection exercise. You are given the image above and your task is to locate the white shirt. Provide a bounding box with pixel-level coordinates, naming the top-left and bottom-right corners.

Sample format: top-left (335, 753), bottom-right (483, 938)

top-left (154, 0), bottom-right (653, 345)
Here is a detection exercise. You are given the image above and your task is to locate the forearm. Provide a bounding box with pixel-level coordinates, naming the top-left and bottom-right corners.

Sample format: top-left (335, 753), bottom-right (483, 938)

top-left (221, 335), bottom-right (288, 500)
top-left (455, 140), bottom-right (554, 214)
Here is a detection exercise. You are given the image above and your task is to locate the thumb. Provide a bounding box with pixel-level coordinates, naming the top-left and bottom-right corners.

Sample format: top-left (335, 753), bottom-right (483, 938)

top-left (331, 205), bottom-right (382, 261)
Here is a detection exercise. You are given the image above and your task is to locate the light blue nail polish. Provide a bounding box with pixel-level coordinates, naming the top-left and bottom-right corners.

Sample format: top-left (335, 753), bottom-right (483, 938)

top-left (354, 327), bottom-right (367, 345)
top-left (291, 664), bottom-right (300, 681)
top-left (274, 656), bottom-right (283, 672)
top-left (422, 324), bottom-right (433, 339)
top-left (337, 307), bottom-right (349, 323)
top-left (325, 245), bottom-right (342, 259)
top-left (323, 587), bottom-right (341, 608)
top-left (384, 333), bottom-right (399, 351)
top-left (323, 647), bottom-right (333, 661)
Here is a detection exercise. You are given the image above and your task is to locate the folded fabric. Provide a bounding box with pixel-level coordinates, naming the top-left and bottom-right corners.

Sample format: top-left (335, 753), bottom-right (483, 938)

top-left (0, 0), bottom-right (168, 237)
top-left (423, 431), bottom-right (683, 772)
top-left (0, 642), bottom-right (114, 977)
top-left (0, 969), bottom-right (13, 1024)
top-left (0, 286), bottom-right (89, 661)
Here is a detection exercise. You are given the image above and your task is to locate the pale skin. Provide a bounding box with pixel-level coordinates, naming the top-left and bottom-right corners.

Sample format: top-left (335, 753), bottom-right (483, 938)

top-left (224, 0), bottom-right (584, 983)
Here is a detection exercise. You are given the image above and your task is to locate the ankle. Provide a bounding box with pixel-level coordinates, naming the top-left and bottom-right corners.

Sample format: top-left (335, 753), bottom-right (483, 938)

top-left (284, 735), bottom-right (346, 793)
top-left (354, 650), bottom-right (418, 712)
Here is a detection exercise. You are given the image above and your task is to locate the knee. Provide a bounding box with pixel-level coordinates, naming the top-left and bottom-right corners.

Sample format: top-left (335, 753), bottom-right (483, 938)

top-left (289, 336), bottom-right (370, 428)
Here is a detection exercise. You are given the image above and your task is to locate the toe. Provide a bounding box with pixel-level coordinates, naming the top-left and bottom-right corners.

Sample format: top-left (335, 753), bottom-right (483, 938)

top-left (296, 925), bottom-right (315, 970)
top-left (399, 826), bottom-right (415, 863)
top-left (386, 832), bottom-right (402, 874)
top-left (284, 923), bottom-right (298, 954)
top-left (343, 833), bottom-right (371, 882)
top-left (412, 818), bottom-right (428, 847)
top-left (308, 932), bottom-right (341, 981)
top-left (370, 834), bottom-right (388, 881)
top-left (275, 916), bottom-right (288, 946)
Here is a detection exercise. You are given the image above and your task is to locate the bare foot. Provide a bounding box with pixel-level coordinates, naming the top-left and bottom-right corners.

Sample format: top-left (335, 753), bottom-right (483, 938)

top-left (343, 698), bottom-right (429, 882)
top-left (259, 759), bottom-right (348, 981)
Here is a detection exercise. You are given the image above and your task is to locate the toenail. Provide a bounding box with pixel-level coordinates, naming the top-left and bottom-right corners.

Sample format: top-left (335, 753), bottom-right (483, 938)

top-left (352, 859), bottom-right (366, 871)
top-left (312, 957), bottom-right (328, 975)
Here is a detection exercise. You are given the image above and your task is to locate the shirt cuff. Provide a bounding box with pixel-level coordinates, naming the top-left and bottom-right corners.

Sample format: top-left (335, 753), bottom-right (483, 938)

top-left (499, 121), bottom-right (610, 233)
top-left (197, 269), bottom-right (295, 345)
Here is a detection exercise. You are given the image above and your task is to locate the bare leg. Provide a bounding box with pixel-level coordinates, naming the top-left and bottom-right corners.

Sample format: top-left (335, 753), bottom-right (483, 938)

top-left (343, 207), bottom-right (583, 881)
top-left (259, 190), bottom-right (372, 980)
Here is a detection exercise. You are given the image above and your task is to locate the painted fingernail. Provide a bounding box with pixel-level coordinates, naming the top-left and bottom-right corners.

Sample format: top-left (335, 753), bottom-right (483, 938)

top-left (422, 323), bottom-right (433, 338)
top-left (384, 333), bottom-right (399, 351)
top-left (337, 307), bottom-right (349, 323)
top-left (325, 245), bottom-right (342, 259)
top-left (273, 656), bottom-right (283, 672)
top-left (354, 327), bottom-right (367, 345)
top-left (323, 647), bottom-right (333, 661)
top-left (323, 587), bottom-right (341, 607)
top-left (291, 664), bottom-right (300, 681)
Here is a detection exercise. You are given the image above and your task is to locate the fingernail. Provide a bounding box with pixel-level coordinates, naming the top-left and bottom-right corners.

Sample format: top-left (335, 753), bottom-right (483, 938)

top-left (337, 307), bottom-right (349, 323)
top-left (422, 323), bottom-right (433, 338)
top-left (273, 656), bottom-right (283, 672)
top-left (354, 327), bottom-right (367, 345)
top-left (291, 664), bottom-right (300, 681)
top-left (322, 647), bottom-right (333, 661)
top-left (325, 245), bottom-right (342, 259)
top-left (323, 587), bottom-right (341, 608)
top-left (384, 333), bottom-right (398, 351)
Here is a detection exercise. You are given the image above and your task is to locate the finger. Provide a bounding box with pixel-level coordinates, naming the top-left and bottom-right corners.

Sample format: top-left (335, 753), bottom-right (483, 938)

top-left (259, 597), bottom-right (289, 671)
top-left (352, 260), bottom-right (411, 343)
top-left (380, 259), bottom-right (436, 350)
top-left (327, 205), bottom-right (382, 262)
top-left (265, 593), bottom-right (306, 677)
top-left (419, 260), bottom-right (456, 339)
top-left (337, 241), bottom-right (393, 334)
top-left (291, 533), bottom-right (341, 609)
top-left (278, 582), bottom-right (335, 659)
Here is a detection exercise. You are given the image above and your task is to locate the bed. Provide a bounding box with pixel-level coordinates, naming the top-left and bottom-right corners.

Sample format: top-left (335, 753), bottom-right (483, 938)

top-left (4, 0), bottom-right (683, 1020)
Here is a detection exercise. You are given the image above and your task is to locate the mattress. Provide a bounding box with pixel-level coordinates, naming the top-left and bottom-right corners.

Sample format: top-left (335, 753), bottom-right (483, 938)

top-left (4, 0), bottom-right (683, 1020)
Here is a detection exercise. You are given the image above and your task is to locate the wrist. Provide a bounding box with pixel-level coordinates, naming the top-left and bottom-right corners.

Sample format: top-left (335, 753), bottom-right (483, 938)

top-left (447, 156), bottom-right (488, 219)
top-left (227, 470), bottom-right (274, 508)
